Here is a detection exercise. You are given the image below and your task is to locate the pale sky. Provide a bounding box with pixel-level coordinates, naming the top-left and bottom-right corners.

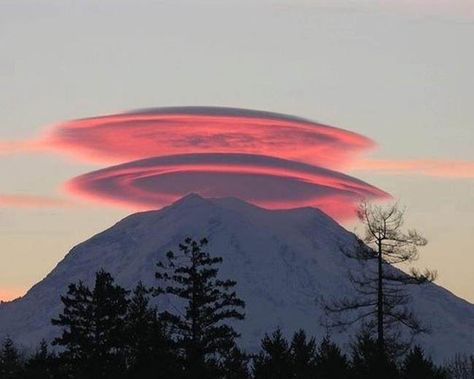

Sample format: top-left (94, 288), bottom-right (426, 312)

top-left (0, 1), bottom-right (473, 302)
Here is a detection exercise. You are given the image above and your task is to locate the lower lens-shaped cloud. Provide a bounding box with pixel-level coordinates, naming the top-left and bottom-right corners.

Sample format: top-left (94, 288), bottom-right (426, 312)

top-left (66, 153), bottom-right (389, 220)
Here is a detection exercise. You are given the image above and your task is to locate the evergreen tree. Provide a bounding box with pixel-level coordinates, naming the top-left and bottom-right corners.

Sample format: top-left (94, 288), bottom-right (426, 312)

top-left (51, 277), bottom-right (93, 379)
top-left (252, 329), bottom-right (293, 379)
top-left (24, 340), bottom-right (58, 379)
top-left (125, 281), bottom-right (180, 378)
top-left (290, 330), bottom-right (317, 378)
top-left (315, 337), bottom-right (350, 379)
top-left (154, 237), bottom-right (245, 378)
top-left (52, 269), bottom-right (129, 379)
top-left (219, 346), bottom-right (250, 379)
top-left (0, 337), bottom-right (24, 379)
top-left (350, 331), bottom-right (399, 379)
top-left (401, 346), bottom-right (447, 379)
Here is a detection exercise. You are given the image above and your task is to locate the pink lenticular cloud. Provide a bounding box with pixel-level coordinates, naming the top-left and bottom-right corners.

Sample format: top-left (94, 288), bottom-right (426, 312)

top-left (66, 153), bottom-right (389, 221)
top-left (1, 107), bottom-right (394, 217)
top-left (51, 107), bottom-right (387, 219)
top-left (4, 105), bottom-right (471, 218)
top-left (41, 107), bottom-right (374, 168)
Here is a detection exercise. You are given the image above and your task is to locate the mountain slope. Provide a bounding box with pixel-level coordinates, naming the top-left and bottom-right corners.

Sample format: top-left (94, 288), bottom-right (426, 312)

top-left (0, 194), bottom-right (472, 361)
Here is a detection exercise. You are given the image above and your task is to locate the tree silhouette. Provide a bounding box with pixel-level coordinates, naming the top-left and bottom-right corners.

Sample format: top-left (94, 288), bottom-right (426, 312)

top-left (290, 330), bottom-right (317, 379)
top-left (52, 269), bottom-right (129, 378)
top-left (350, 331), bottom-right (399, 379)
top-left (401, 346), bottom-right (447, 379)
top-left (252, 328), bottom-right (293, 379)
top-left (446, 354), bottom-right (474, 379)
top-left (219, 346), bottom-right (250, 379)
top-left (315, 337), bottom-right (350, 379)
top-left (154, 237), bottom-right (245, 378)
top-left (326, 202), bottom-right (436, 355)
top-left (124, 281), bottom-right (179, 378)
top-left (24, 339), bottom-right (58, 379)
top-left (0, 337), bottom-right (23, 379)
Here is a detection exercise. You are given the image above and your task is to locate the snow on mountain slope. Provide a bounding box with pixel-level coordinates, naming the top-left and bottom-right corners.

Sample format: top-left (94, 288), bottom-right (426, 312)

top-left (0, 194), bottom-right (472, 361)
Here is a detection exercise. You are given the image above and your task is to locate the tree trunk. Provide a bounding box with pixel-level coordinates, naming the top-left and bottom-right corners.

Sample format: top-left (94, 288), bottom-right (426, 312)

top-left (377, 239), bottom-right (384, 355)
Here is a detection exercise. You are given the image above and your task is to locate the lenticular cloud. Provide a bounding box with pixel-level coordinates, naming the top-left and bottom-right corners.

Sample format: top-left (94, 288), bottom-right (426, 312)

top-left (48, 106), bottom-right (388, 220)
top-left (43, 107), bottom-right (373, 168)
top-left (67, 153), bottom-right (388, 220)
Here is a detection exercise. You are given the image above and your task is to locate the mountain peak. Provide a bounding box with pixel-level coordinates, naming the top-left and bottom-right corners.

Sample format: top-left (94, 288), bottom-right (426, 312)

top-left (169, 192), bottom-right (210, 207)
top-left (170, 193), bottom-right (262, 209)
top-left (169, 194), bottom-right (331, 219)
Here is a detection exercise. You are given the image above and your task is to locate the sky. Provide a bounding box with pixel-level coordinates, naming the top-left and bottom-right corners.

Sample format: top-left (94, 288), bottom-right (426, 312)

top-left (0, 0), bottom-right (473, 302)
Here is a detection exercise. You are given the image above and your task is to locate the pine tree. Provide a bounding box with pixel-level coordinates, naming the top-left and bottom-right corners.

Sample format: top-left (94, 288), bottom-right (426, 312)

top-left (52, 270), bottom-right (129, 379)
top-left (219, 346), bottom-right (250, 379)
top-left (125, 281), bottom-right (158, 372)
top-left (350, 331), bottom-right (399, 379)
top-left (154, 237), bottom-right (245, 378)
top-left (125, 281), bottom-right (180, 378)
top-left (315, 337), bottom-right (350, 379)
top-left (0, 337), bottom-right (24, 379)
top-left (401, 346), bottom-right (447, 379)
top-left (24, 340), bottom-right (57, 379)
top-left (51, 277), bottom-right (93, 378)
top-left (252, 329), bottom-right (293, 379)
top-left (290, 330), bottom-right (317, 378)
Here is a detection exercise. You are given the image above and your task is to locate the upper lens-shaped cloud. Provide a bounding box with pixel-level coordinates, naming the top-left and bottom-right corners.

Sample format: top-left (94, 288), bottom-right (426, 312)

top-left (44, 106), bottom-right (374, 168)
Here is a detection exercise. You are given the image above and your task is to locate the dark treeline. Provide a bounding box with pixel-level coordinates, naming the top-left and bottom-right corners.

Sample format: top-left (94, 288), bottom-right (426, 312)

top-left (0, 237), bottom-right (472, 379)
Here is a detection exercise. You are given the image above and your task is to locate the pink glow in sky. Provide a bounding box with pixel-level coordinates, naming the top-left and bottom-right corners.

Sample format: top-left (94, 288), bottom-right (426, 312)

top-left (0, 287), bottom-right (24, 303)
top-left (0, 194), bottom-right (71, 208)
top-left (350, 159), bottom-right (474, 179)
top-left (0, 140), bottom-right (41, 155)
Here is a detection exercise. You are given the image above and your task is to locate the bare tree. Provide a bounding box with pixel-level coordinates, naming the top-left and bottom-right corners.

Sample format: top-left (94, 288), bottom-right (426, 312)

top-left (446, 354), bottom-right (474, 379)
top-left (325, 201), bottom-right (437, 355)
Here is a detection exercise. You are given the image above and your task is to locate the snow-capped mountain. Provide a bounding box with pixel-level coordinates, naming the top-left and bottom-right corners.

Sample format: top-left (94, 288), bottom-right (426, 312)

top-left (0, 194), bottom-right (472, 361)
